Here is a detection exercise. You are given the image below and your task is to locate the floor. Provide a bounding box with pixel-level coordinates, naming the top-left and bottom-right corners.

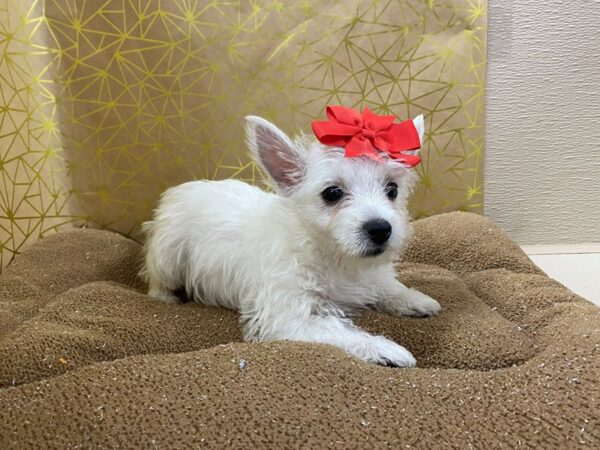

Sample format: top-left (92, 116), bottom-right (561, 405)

top-left (521, 244), bottom-right (600, 307)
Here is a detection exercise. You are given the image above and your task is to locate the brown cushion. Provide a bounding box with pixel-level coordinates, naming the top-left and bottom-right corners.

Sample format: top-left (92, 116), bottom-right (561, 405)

top-left (1, 212), bottom-right (598, 448)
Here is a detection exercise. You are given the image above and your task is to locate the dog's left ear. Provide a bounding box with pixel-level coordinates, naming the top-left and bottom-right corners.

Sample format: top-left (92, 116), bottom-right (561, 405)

top-left (245, 116), bottom-right (304, 194)
top-left (412, 114), bottom-right (425, 145)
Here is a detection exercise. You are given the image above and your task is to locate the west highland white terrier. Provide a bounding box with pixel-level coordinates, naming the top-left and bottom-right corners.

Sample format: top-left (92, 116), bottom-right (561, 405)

top-left (141, 106), bottom-right (441, 367)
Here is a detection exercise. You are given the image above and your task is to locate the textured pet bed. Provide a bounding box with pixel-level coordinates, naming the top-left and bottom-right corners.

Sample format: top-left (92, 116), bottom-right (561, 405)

top-left (1, 212), bottom-right (598, 448)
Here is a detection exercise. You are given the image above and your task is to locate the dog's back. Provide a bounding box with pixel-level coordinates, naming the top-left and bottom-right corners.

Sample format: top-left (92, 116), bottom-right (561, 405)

top-left (142, 179), bottom-right (295, 308)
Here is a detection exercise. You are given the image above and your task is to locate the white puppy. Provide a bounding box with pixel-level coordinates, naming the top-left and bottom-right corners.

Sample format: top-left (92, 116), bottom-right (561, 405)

top-left (141, 115), bottom-right (441, 367)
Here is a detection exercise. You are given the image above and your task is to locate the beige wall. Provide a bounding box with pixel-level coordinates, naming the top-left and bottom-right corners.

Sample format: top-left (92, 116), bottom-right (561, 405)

top-left (485, 1), bottom-right (600, 244)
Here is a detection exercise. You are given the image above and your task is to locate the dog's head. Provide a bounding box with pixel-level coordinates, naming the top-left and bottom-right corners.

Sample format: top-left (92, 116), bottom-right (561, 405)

top-left (245, 114), bottom-right (424, 261)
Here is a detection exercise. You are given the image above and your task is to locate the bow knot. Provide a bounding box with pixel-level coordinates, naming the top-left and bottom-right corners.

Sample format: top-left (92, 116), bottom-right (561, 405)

top-left (311, 105), bottom-right (421, 168)
top-left (361, 128), bottom-right (376, 140)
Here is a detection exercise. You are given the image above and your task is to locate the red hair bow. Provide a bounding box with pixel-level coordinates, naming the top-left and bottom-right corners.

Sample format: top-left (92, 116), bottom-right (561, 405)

top-left (311, 106), bottom-right (421, 167)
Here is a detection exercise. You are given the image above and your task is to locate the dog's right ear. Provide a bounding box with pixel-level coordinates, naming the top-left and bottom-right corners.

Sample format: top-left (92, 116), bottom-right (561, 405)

top-left (412, 114), bottom-right (425, 145)
top-left (245, 116), bottom-right (304, 194)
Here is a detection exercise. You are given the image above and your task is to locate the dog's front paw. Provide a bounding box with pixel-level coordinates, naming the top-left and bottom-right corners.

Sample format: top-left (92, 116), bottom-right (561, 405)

top-left (383, 289), bottom-right (441, 318)
top-left (349, 336), bottom-right (416, 368)
top-left (404, 289), bottom-right (441, 317)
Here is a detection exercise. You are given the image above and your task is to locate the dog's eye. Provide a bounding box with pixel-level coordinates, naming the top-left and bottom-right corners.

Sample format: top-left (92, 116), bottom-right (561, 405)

top-left (321, 186), bottom-right (344, 204)
top-left (385, 182), bottom-right (398, 200)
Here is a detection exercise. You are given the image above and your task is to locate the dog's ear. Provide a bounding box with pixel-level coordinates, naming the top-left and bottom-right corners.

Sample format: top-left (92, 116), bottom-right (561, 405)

top-left (245, 116), bottom-right (304, 193)
top-left (412, 114), bottom-right (425, 145)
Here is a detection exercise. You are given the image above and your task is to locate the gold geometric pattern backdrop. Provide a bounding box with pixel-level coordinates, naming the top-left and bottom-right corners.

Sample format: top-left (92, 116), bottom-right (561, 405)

top-left (0, 0), bottom-right (487, 268)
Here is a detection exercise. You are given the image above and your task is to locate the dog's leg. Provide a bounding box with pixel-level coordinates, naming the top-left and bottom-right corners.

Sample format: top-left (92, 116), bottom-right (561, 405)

top-left (142, 227), bottom-right (183, 304)
top-left (284, 316), bottom-right (416, 367)
top-left (369, 267), bottom-right (441, 318)
top-left (245, 302), bottom-right (416, 367)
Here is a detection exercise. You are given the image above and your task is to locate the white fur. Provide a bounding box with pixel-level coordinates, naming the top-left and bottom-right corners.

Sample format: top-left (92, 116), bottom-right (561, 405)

top-left (141, 115), bottom-right (440, 367)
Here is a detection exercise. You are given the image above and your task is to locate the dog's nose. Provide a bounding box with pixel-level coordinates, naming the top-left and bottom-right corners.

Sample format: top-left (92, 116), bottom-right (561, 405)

top-left (363, 219), bottom-right (392, 245)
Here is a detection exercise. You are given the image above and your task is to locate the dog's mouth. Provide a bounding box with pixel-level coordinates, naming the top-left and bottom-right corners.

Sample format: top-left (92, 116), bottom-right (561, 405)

top-left (361, 245), bottom-right (385, 257)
